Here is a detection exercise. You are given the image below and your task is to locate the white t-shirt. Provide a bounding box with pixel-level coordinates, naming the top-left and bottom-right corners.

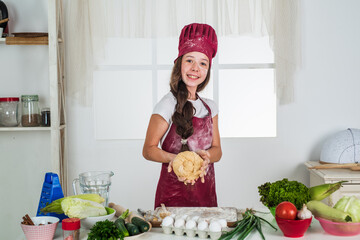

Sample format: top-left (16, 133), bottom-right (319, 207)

top-left (153, 92), bottom-right (218, 145)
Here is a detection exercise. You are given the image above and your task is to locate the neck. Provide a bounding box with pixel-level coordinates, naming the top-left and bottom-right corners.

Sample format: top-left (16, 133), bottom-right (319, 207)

top-left (187, 87), bottom-right (197, 100)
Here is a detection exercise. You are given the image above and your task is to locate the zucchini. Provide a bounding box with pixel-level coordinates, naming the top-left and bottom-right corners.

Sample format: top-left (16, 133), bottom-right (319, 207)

top-left (307, 200), bottom-right (352, 222)
top-left (114, 218), bottom-right (129, 237)
top-left (126, 222), bottom-right (140, 236)
top-left (131, 216), bottom-right (150, 232)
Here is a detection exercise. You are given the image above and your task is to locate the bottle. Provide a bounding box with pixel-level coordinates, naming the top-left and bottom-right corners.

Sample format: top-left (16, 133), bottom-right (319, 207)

top-left (0, 97), bottom-right (20, 127)
top-left (62, 218), bottom-right (80, 240)
top-left (41, 108), bottom-right (51, 126)
top-left (21, 95), bottom-right (40, 127)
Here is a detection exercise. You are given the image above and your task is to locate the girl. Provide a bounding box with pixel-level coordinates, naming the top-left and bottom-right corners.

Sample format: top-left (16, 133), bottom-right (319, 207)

top-left (143, 23), bottom-right (222, 208)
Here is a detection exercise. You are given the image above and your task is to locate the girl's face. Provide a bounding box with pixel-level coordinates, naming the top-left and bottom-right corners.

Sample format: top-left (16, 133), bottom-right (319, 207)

top-left (181, 51), bottom-right (209, 93)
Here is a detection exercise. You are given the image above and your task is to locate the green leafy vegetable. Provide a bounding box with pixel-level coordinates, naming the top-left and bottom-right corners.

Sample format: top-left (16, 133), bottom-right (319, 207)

top-left (258, 178), bottom-right (310, 210)
top-left (61, 198), bottom-right (107, 219)
top-left (87, 219), bottom-right (124, 240)
top-left (334, 196), bottom-right (360, 222)
top-left (219, 209), bottom-right (277, 240)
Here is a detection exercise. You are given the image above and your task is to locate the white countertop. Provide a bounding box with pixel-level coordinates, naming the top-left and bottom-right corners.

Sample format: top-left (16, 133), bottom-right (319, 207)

top-left (49, 211), bottom-right (360, 240)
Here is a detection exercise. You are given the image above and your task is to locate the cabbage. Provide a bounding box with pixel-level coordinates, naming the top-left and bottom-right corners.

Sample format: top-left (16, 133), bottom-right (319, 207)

top-left (61, 198), bottom-right (107, 219)
top-left (334, 196), bottom-right (360, 222)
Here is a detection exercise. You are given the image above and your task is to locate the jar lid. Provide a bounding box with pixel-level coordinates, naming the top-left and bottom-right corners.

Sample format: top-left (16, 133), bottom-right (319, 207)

top-left (21, 95), bottom-right (39, 102)
top-left (0, 97), bottom-right (19, 102)
top-left (62, 218), bottom-right (81, 230)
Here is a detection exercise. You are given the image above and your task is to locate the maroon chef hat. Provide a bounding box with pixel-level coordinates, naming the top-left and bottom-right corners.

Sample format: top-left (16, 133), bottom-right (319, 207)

top-left (175, 23), bottom-right (218, 66)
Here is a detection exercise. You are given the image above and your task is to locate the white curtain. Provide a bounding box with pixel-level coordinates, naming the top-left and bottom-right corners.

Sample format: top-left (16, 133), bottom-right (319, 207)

top-left (65, 0), bottom-right (300, 105)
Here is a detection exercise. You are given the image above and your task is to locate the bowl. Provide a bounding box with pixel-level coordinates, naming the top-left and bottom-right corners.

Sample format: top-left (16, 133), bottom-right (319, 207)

top-left (268, 206), bottom-right (276, 217)
top-left (275, 216), bottom-right (312, 238)
top-left (20, 216), bottom-right (59, 240)
top-left (315, 217), bottom-right (360, 236)
top-left (81, 207), bottom-right (116, 229)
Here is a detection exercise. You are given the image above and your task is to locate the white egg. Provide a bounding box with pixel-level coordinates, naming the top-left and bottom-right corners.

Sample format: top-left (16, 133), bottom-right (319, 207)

top-left (181, 214), bottom-right (189, 220)
top-left (197, 220), bottom-right (209, 231)
top-left (218, 219), bottom-right (227, 228)
top-left (174, 218), bottom-right (186, 228)
top-left (209, 221), bottom-right (222, 232)
top-left (191, 215), bottom-right (200, 222)
top-left (185, 219), bottom-right (197, 229)
top-left (162, 216), bottom-right (174, 227)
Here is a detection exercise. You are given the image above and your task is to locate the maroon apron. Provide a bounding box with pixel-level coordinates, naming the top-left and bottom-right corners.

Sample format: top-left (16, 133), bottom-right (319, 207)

top-left (154, 96), bottom-right (217, 209)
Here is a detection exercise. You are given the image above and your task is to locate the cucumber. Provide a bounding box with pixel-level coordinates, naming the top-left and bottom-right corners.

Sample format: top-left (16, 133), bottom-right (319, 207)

top-left (307, 200), bottom-right (352, 222)
top-left (126, 222), bottom-right (140, 236)
top-left (114, 218), bottom-right (129, 237)
top-left (131, 216), bottom-right (150, 232)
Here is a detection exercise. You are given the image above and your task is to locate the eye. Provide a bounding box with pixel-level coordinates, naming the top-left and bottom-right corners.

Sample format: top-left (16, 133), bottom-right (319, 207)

top-left (201, 62), bottom-right (208, 67)
top-left (186, 59), bottom-right (192, 63)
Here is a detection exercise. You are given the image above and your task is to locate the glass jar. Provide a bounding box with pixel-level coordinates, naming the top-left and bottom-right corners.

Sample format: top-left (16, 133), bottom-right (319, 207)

top-left (41, 108), bottom-right (51, 126)
top-left (21, 95), bottom-right (40, 127)
top-left (62, 218), bottom-right (80, 240)
top-left (0, 97), bottom-right (20, 127)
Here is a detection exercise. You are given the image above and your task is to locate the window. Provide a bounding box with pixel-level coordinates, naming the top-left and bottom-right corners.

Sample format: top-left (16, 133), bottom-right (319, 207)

top-left (93, 36), bottom-right (275, 139)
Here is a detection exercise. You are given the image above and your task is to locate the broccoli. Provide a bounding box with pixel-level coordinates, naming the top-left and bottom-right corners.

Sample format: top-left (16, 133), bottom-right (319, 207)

top-left (258, 178), bottom-right (310, 210)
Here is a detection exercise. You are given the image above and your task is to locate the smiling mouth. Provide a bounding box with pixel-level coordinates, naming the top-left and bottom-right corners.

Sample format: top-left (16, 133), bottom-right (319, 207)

top-left (187, 74), bottom-right (199, 79)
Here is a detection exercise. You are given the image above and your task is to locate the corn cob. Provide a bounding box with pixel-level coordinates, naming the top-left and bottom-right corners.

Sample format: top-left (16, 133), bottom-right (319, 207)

top-left (40, 193), bottom-right (105, 214)
top-left (309, 181), bottom-right (347, 201)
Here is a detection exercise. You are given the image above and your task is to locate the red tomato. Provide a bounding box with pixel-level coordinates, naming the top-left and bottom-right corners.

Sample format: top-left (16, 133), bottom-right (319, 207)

top-left (275, 201), bottom-right (297, 220)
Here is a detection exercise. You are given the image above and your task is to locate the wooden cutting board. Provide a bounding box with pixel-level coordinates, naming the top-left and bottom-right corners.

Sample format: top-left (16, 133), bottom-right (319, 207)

top-left (309, 162), bottom-right (360, 171)
top-left (150, 207), bottom-right (238, 227)
top-left (6, 36), bottom-right (48, 45)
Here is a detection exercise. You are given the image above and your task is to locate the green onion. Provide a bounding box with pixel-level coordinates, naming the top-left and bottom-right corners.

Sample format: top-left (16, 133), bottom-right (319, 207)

top-left (219, 209), bottom-right (277, 240)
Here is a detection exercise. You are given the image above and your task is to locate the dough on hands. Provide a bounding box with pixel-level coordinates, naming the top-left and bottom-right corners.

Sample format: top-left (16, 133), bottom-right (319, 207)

top-left (173, 151), bottom-right (204, 182)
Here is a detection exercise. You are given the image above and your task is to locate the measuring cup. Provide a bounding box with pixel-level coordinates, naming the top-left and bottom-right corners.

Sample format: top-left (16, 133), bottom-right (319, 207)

top-left (72, 171), bottom-right (114, 206)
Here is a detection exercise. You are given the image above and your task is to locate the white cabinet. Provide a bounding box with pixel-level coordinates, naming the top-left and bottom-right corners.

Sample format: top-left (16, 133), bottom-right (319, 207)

top-left (305, 161), bottom-right (360, 206)
top-left (0, 0), bottom-right (67, 191)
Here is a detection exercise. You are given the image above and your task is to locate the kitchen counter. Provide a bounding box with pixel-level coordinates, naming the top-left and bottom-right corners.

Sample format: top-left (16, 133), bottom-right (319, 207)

top-left (48, 210), bottom-right (360, 240)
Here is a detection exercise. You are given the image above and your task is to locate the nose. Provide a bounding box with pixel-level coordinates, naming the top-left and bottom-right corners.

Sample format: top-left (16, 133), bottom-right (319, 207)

top-left (191, 62), bottom-right (199, 71)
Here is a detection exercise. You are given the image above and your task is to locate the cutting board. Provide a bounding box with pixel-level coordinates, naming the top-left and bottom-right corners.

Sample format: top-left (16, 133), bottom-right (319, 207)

top-left (150, 207), bottom-right (238, 227)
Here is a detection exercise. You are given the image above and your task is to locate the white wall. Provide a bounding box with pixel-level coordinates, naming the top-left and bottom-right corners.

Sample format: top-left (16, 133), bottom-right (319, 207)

top-left (1, 0), bottom-right (360, 239)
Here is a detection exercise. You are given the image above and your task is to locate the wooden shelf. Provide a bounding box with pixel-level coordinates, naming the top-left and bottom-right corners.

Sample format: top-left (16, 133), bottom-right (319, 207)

top-left (0, 124), bottom-right (65, 131)
top-left (5, 36), bottom-right (48, 45)
top-left (0, 37), bottom-right (63, 45)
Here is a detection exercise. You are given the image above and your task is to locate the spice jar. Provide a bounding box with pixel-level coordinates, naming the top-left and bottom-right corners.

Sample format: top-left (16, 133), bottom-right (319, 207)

top-left (62, 218), bottom-right (80, 240)
top-left (21, 95), bottom-right (40, 127)
top-left (41, 108), bottom-right (51, 126)
top-left (0, 97), bottom-right (20, 127)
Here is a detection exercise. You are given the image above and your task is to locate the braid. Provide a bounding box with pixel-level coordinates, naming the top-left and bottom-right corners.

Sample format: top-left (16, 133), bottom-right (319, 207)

top-left (170, 57), bottom-right (194, 152)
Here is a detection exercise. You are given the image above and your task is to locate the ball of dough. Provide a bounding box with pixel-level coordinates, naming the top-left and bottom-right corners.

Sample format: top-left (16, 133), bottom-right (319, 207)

top-left (172, 151), bottom-right (204, 181)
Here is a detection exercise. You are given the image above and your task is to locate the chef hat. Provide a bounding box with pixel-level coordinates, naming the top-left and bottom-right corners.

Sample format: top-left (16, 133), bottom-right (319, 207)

top-left (175, 23), bottom-right (218, 66)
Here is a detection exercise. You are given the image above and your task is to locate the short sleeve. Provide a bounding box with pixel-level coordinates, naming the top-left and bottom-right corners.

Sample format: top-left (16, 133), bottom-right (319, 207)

top-left (202, 98), bottom-right (219, 118)
top-left (152, 92), bottom-right (176, 123)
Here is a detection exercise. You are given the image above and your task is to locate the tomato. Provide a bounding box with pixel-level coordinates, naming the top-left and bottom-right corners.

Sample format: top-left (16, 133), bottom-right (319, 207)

top-left (275, 201), bottom-right (297, 220)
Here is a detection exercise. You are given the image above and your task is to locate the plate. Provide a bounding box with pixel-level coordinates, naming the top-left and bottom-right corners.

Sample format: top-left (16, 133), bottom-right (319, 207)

top-left (125, 232), bottom-right (147, 239)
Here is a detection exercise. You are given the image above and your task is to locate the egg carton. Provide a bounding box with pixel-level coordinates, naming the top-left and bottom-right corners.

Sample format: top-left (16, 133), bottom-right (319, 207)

top-left (161, 225), bottom-right (227, 240)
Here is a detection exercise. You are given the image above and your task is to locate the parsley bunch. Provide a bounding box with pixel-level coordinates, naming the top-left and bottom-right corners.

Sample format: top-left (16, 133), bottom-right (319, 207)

top-left (87, 219), bottom-right (124, 240)
top-left (258, 178), bottom-right (310, 210)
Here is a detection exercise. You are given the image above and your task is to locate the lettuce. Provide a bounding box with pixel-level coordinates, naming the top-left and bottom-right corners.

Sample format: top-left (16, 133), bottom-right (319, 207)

top-left (258, 178), bottom-right (310, 210)
top-left (334, 196), bottom-right (360, 222)
top-left (61, 198), bottom-right (107, 219)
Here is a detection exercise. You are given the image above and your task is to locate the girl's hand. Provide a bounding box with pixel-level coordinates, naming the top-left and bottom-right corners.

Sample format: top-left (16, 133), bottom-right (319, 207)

top-left (167, 157), bottom-right (175, 173)
top-left (196, 150), bottom-right (211, 183)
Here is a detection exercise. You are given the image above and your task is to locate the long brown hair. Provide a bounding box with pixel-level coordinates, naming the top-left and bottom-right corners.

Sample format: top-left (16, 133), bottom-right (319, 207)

top-left (170, 56), bottom-right (211, 152)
